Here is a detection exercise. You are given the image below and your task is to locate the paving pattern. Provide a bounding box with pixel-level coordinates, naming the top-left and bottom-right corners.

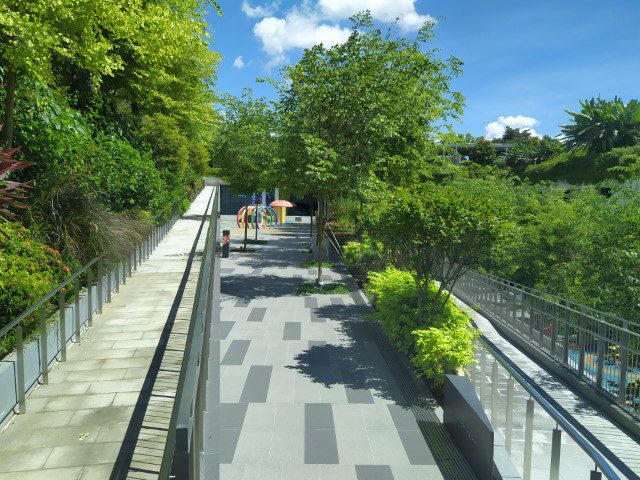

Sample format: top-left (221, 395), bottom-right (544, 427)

top-left (0, 187), bottom-right (215, 479)
top-left (218, 218), bottom-right (476, 480)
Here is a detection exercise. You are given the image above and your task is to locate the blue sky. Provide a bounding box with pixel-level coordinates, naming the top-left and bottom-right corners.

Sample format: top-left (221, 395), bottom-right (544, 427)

top-left (206, 0), bottom-right (639, 139)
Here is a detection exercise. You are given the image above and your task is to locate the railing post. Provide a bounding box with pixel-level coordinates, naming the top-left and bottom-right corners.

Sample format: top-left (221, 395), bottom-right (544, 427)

top-left (480, 347), bottom-right (488, 405)
top-left (133, 247), bottom-right (138, 271)
top-left (596, 322), bottom-right (605, 390)
top-left (505, 376), bottom-right (514, 454)
top-left (59, 290), bottom-right (67, 362)
top-left (523, 397), bottom-right (534, 480)
top-left (97, 260), bottom-right (104, 314)
top-left (107, 265), bottom-right (112, 303)
top-left (491, 360), bottom-right (499, 426)
top-left (39, 308), bottom-right (49, 385)
top-left (562, 308), bottom-right (570, 365)
top-left (16, 325), bottom-right (26, 413)
top-left (578, 315), bottom-right (586, 377)
top-left (591, 468), bottom-right (603, 480)
top-left (551, 305), bottom-right (559, 359)
top-left (115, 262), bottom-right (120, 293)
top-left (618, 322), bottom-right (629, 405)
top-left (550, 426), bottom-right (562, 480)
top-left (87, 267), bottom-right (93, 327)
top-left (74, 277), bottom-right (81, 344)
top-left (122, 259), bottom-right (127, 286)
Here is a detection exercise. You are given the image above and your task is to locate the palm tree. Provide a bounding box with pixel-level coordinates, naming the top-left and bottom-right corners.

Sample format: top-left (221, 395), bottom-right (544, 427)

top-left (560, 97), bottom-right (640, 154)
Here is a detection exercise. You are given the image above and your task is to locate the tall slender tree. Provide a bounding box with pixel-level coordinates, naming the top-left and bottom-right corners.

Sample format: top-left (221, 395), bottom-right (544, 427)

top-left (276, 13), bottom-right (464, 283)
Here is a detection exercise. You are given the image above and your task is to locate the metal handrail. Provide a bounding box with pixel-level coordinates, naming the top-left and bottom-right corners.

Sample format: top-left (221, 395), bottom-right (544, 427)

top-left (474, 270), bottom-right (640, 330)
top-left (0, 196), bottom-right (187, 339)
top-left (0, 256), bottom-right (101, 338)
top-left (477, 333), bottom-right (621, 480)
top-left (0, 192), bottom-right (192, 422)
top-left (160, 186), bottom-right (219, 479)
top-left (454, 269), bottom-right (640, 421)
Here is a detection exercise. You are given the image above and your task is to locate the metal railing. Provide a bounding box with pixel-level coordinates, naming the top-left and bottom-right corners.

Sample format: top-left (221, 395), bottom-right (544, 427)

top-left (470, 335), bottom-right (620, 480)
top-left (160, 186), bottom-right (219, 479)
top-left (0, 197), bottom-right (185, 423)
top-left (455, 269), bottom-right (640, 420)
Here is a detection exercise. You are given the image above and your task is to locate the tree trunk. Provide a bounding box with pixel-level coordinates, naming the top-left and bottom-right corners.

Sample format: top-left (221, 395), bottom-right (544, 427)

top-left (309, 205), bottom-right (314, 245)
top-left (316, 199), bottom-right (325, 284)
top-left (3, 67), bottom-right (17, 149)
top-left (243, 195), bottom-right (249, 251)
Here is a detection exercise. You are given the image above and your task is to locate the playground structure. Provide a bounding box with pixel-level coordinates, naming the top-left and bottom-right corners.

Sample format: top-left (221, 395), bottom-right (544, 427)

top-left (236, 204), bottom-right (279, 230)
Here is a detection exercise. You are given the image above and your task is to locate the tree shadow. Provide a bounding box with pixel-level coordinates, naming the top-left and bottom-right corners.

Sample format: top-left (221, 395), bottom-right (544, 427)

top-left (221, 273), bottom-right (303, 301)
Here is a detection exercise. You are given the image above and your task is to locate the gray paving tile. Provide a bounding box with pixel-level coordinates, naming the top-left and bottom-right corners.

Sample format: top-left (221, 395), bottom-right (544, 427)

top-left (221, 340), bottom-right (251, 365)
top-left (305, 403), bottom-right (335, 430)
top-left (235, 298), bottom-right (250, 308)
top-left (220, 403), bottom-right (248, 430)
top-left (355, 465), bottom-right (394, 480)
top-left (305, 429), bottom-right (339, 464)
top-left (311, 311), bottom-right (326, 323)
top-left (283, 322), bottom-right (302, 340)
top-left (220, 429), bottom-right (243, 463)
top-left (397, 430), bottom-right (436, 465)
top-left (247, 307), bottom-right (267, 322)
top-left (218, 321), bottom-right (235, 340)
top-left (387, 405), bottom-right (420, 431)
top-left (330, 297), bottom-right (344, 306)
top-left (305, 297), bottom-right (318, 309)
top-left (239, 365), bottom-right (272, 403)
top-left (345, 388), bottom-right (375, 404)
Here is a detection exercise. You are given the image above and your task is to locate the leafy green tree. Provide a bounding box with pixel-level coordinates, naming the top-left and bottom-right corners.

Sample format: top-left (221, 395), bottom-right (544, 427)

top-left (214, 91), bottom-right (278, 250)
top-left (371, 184), bottom-right (504, 322)
top-left (561, 97), bottom-right (640, 154)
top-left (276, 13), bottom-right (464, 282)
top-left (499, 126), bottom-right (533, 143)
top-left (469, 138), bottom-right (497, 165)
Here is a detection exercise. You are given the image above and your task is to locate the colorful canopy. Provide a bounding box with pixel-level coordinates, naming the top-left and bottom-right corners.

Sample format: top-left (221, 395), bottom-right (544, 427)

top-left (270, 200), bottom-right (295, 208)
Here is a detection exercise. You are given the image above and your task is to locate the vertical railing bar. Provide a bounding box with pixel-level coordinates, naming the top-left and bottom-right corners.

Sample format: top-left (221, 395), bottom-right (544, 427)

top-left (74, 277), bottom-right (81, 344)
top-left (505, 376), bottom-right (514, 454)
top-left (523, 397), bottom-right (534, 480)
top-left (87, 267), bottom-right (93, 328)
top-left (97, 260), bottom-right (104, 315)
top-left (59, 290), bottom-right (67, 362)
top-left (16, 325), bottom-right (26, 414)
top-left (550, 426), bottom-right (562, 480)
top-left (39, 307), bottom-right (49, 385)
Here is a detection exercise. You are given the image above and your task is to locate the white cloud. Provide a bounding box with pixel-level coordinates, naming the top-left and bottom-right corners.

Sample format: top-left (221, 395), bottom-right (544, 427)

top-left (242, 1), bottom-right (279, 18)
top-left (254, 9), bottom-right (351, 68)
top-left (233, 56), bottom-right (245, 69)
top-left (484, 115), bottom-right (542, 140)
top-left (318, 0), bottom-right (433, 31)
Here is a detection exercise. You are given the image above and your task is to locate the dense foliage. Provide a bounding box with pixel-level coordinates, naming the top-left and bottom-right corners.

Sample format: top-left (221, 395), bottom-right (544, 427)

top-left (0, 0), bottom-right (221, 345)
top-left (365, 267), bottom-right (478, 385)
top-left (561, 97), bottom-right (640, 154)
top-left (273, 14), bottom-right (464, 282)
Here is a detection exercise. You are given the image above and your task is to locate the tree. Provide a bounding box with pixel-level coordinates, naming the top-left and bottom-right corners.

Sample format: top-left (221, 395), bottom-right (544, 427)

top-left (561, 97), bottom-right (640, 154)
top-left (469, 138), bottom-right (497, 165)
top-left (371, 184), bottom-right (504, 322)
top-left (499, 126), bottom-right (532, 143)
top-left (0, 0), bottom-right (221, 149)
top-left (276, 13), bottom-right (464, 282)
top-left (214, 91), bottom-right (278, 250)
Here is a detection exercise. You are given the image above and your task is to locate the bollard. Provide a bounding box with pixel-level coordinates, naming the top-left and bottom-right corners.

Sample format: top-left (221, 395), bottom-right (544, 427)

top-left (222, 229), bottom-right (230, 258)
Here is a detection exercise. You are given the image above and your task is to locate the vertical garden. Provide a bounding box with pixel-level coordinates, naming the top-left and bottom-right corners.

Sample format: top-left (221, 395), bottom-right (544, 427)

top-left (0, 0), bottom-right (221, 333)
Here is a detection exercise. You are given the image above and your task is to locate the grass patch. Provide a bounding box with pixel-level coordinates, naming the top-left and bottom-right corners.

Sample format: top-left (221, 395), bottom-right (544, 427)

top-left (245, 239), bottom-right (268, 245)
top-left (298, 282), bottom-right (350, 295)
top-left (300, 260), bottom-right (332, 268)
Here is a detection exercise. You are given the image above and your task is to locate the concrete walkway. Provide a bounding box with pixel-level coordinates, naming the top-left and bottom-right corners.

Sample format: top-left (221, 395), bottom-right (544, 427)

top-left (218, 218), bottom-right (476, 480)
top-left (0, 187), bottom-right (215, 479)
top-left (458, 298), bottom-right (640, 480)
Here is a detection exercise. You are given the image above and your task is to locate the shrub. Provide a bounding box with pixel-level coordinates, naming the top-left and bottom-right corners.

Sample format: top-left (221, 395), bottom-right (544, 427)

top-left (365, 267), bottom-right (419, 353)
top-left (365, 266), bottom-right (478, 384)
top-left (0, 223), bottom-right (78, 355)
top-left (412, 303), bottom-right (479, 386)
top-left (342, 239), bottom-right (385, 280)
top-left (27, 176), bottom-right (153, 263)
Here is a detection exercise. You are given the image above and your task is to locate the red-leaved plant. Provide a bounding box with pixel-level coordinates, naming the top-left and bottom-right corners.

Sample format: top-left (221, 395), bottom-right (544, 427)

top-left (0, 125), bottom-right (32, 222)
